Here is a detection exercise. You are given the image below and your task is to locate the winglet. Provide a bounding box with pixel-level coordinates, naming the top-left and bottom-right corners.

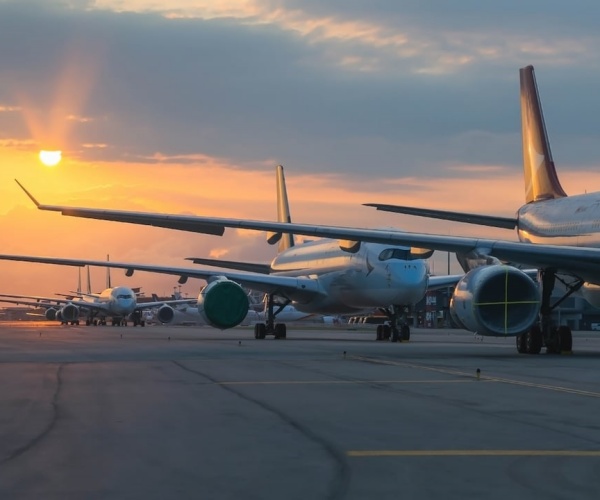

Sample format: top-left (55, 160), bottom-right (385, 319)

top-left (15, 179), bottom-right (40, 207)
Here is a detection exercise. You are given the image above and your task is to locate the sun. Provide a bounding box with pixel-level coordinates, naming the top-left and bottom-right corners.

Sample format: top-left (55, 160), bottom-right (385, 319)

top-left (39, 150), bottom-right (62, 167)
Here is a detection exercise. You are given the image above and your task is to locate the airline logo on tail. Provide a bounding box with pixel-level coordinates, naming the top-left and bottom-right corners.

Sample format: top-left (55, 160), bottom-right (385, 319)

top-left (520, 65), bottom-right (567, 203)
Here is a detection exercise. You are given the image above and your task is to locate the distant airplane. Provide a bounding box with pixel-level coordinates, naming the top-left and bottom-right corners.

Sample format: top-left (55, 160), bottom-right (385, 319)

top-left (0, 285), bottom-right (196, 326)
top-left (9, 166), bottom-right (461, 341)
top-left (19, 65), bottom-right (600, 354)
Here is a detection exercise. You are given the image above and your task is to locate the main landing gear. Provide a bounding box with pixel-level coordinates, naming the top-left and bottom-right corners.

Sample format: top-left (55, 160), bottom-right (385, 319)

top-left (376, 305), bottom-right (410, 342)
top-left (254, 294), bottom-right (289, 340)
top-left (516, 268), bottom-right (579, 354)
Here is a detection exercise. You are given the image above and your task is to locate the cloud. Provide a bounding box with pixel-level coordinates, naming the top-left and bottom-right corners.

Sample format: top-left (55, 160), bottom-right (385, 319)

top-left (2, 0), bottom-right (599, 182)
top-left (1, 1), bottom-right (600, 296)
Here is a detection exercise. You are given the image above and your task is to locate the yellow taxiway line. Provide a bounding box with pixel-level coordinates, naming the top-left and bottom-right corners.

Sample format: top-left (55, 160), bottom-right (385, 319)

top-left (348, 450), bottom-right (600, 457)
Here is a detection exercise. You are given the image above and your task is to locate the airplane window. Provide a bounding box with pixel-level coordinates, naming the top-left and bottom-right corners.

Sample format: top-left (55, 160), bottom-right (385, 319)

top-left (117, 294), bottom-right (133, 299)
top-left (378, 248), bottom-right (409, 261)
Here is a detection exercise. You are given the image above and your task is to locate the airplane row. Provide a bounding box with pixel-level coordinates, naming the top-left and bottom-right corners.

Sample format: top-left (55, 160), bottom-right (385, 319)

top-left (1, 65), bottom-right (596, 355)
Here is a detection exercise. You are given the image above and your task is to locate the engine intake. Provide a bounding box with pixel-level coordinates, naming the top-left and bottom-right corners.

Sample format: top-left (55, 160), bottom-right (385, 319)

top-left (197, 278), bottom-right (249, 329)
top-left (61, 304), bottom-right (80, 322)
top-left (45, 308), bottom-right (57, 321)
top-left (450, 265), bottom-right (540, 336)
top-left (156, 304), bottom-right (175, 324)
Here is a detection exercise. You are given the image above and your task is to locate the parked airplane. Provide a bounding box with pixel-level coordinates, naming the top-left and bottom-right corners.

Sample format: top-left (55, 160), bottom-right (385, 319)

top-left (152, 296), bottom-right (314, 326)
top-left (19, 65), bottom-right (600, 353)
top-left (0, 286), bottom-right (196, 326)
top-left (0, 293), bottom-right (82, 324)
top-left (10, 166), bottom-right (461, 341)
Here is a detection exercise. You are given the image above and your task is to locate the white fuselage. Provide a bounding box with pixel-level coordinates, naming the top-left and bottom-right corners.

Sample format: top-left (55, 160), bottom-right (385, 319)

top-left (267, 239), bottom-right (429, 314)
top-left (516, 192), bottom-right (600, 285)
top-left (89, 286), bottom-right (138, 316)
top-left (517, 192), bottom-right (600, 248)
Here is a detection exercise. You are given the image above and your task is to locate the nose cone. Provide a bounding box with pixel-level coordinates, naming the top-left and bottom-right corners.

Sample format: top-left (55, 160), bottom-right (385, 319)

top-left (115, 297), bottom-right (135, 314)
top-left (389, 260), bottom-right (429, 303)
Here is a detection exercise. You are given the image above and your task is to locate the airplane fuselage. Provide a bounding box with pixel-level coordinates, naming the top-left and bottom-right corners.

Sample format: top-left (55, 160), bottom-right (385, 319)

top-left (93, 286), bottom-right (138, 316)
top-left (517, 192), bottom-right (600, 248)
top-left (268, 239), bottom-right (429, 314)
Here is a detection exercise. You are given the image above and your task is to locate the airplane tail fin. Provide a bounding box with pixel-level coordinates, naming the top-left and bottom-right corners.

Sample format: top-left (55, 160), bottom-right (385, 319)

top-left (106, 254), bottom-right (112, 289)
top-left (520, 65), bottom-right (567, 203)
top-left (266, 165), bottom-right (295, 253)
top-left (86, 266), bottom-right (92, 294)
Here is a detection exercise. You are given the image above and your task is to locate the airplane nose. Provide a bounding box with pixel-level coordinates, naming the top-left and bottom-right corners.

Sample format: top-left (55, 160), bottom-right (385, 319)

top-left (389, 261), bottom-right (428, 302)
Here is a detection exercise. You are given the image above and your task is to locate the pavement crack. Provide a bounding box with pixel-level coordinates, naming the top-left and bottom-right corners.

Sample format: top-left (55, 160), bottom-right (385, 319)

top-left (172, 360), bottom-right (350, 500)
top-left (0, 363), bottom-right (65, 465)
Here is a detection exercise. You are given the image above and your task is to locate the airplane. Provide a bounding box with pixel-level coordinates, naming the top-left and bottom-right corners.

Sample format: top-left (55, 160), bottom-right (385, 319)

top-left (17, 65), bottom-right (600, 354)
top-left (152, 295), bottom-right (314, 326)
top-left (8, 166), bottom-right (462, 342)
top-left (0, 272), bottom-right (197, 327)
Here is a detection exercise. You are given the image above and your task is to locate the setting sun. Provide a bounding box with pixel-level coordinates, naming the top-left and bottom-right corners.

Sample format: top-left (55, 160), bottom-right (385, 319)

top-left (39, 150), bottom-right (62, 167)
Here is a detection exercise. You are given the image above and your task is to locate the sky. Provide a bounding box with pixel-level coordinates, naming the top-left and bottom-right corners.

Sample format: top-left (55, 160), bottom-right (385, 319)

top-left (1, 0), bottom-right (600, 298)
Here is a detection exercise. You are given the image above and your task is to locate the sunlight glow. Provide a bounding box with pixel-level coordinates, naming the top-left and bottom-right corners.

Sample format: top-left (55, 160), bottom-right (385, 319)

top-left (39, 150), bottom-right (62, 167)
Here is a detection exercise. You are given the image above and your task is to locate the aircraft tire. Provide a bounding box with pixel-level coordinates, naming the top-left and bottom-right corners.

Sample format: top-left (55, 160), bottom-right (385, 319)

top-left (256, 323), bottom-right (267, 339)
top-left (376, 325), bottom-right (383, 341)
top-left (274, 323), bottom-right (287, 339)
top-left (525, 326), bottom-right (542, 354)
top-left (516, 334), bottom-right (527, 353)
top-left (383, 325), bottom-right (391, 340)
top-left (401, 325), bottom-right (410, 341)
top-left (558, 326), bottom-right (573, 352)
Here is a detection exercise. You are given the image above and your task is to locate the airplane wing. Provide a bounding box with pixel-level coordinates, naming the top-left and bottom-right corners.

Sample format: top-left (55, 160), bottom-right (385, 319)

top-left (0, 293), bottom-right (70, 305)
top-left (134, 298), bottom-right (198, 311)
top-left (363, 203), bottom-right (518, 229)
top-left (16, 181), bottom-right (600, 284)
top-left (428, 275), bottom-right (463, 290)
top-left (0, 254), bottom-right (326, 301)
top-left (0, 297), bottom-right (65, 309)
top-left (186, 257), bottom-right (272, 274)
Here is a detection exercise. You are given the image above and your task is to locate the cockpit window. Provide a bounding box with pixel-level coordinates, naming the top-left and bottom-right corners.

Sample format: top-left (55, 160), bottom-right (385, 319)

top-left (117, 294), bottom-right (133, 299)
top-left (378, 248), bottom-right (410, 261)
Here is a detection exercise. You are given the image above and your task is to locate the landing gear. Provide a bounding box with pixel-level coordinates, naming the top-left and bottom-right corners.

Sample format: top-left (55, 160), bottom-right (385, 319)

top-left (376, 324), bottom-right (391, 341)
top-left (253, 294), bottom-right (289, 339)
top-left (378, 305), bottom-right (410, 343)
top-left (517, 269), bottom-right (579, 354)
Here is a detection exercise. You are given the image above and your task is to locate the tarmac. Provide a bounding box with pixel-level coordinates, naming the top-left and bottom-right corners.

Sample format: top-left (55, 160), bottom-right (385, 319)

top-left (1, 321), bottom-right (600, 499)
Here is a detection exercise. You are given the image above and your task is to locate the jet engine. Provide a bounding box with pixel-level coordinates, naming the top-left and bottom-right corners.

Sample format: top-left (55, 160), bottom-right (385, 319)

top-left (61, 304), bottom-right (80, 322)
top-left (45, 308), bottom-right (57, 321)
top-left (156, 304), bottom-right (176, 324)
top-left (197, 277), bottom-right (249, 329)
top-left (450, 265), bottom-right (540, 337)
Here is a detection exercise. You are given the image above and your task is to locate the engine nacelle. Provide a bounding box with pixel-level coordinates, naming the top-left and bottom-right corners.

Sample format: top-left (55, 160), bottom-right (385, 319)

top-left (61, 304), bottom-right (80, 322)
top-left (45, 308), bottom-right (58, 321)
top-left (156, 304), bottom-right (176, 324)
top-left (450, 265), bottom-right (540, 337)
top-left (197, 278), bottom-right (249, 329)
top-left (581, 283), bottom-right (600, 308)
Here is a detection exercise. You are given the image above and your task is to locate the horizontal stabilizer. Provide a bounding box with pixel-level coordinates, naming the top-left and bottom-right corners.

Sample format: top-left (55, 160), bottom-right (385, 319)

top-left (364, 203), bottom-right (517, 230)
top-left (186, 257), bottom-right (272, 274)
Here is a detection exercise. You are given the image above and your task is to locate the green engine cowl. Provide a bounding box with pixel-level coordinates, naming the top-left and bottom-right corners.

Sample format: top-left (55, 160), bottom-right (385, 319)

top-left (197, 278), bottom-right (250, 329)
